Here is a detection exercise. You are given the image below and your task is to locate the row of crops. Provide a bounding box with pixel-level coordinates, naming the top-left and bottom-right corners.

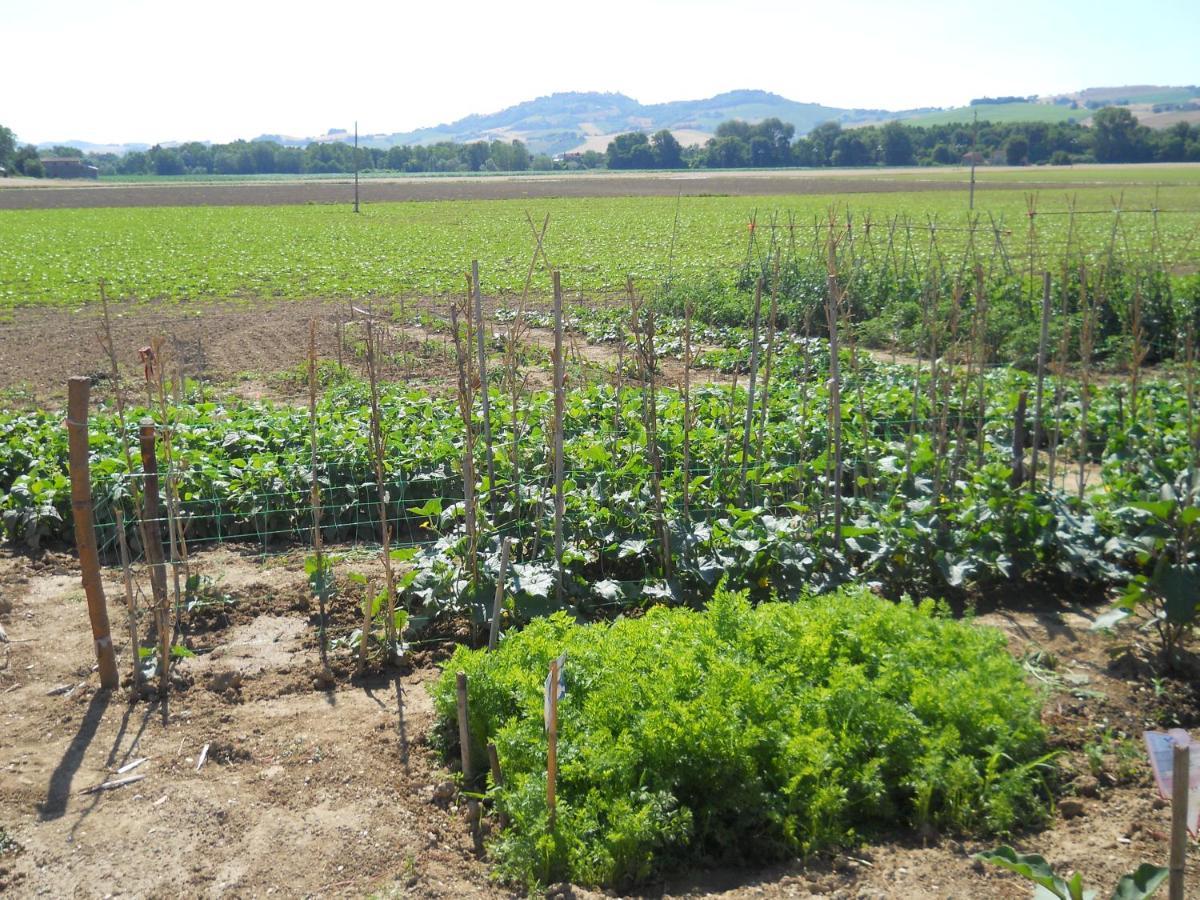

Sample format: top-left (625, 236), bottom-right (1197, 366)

top-left (2, 194), bottom-right (1199, 313)
top-left (2, 341), bottom-right (1195, 629)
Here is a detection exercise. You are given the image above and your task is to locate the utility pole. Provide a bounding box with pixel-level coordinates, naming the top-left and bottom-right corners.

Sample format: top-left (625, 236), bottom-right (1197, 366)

top-left (969, 109), bottom-right (978, 211)
top-left (353, 120), bottom-right (360, 214)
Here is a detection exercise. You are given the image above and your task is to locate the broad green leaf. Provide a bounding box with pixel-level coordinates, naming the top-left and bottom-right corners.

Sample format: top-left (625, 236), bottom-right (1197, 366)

top-left (973, 847), bottom-right (1075, 899)
top-left (1110, 864), bottom-right (1168, 900)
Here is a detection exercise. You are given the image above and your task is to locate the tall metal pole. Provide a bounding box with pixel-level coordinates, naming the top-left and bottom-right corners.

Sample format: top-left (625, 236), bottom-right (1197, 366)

top-left (969, 110), bottom-right (978, 211)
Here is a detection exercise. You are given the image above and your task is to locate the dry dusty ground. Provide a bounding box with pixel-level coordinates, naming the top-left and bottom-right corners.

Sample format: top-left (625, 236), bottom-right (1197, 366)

top-left (0, 169), bottom-right (1083, 210)
top-left (0, 296), bottom-right (728, 410)
top-left (1, 544), bottom-right (1199, 899)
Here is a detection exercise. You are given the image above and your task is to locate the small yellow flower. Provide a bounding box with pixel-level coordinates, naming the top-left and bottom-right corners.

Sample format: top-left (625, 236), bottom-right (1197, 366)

top-left (757, 576), bottom-right (770, 589)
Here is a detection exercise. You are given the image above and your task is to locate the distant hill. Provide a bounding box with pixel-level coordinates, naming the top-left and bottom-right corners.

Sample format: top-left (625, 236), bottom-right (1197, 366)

top-left (368, 90), bottom-right (915, 155)
top-left (889, 85), bottom-right (1200, 129)
top-left (36, 85), bottom-right (1200, 157)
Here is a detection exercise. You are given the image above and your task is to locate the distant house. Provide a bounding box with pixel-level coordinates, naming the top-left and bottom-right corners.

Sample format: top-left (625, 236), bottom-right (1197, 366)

top-left (41, 157), bottom-right (99, 179)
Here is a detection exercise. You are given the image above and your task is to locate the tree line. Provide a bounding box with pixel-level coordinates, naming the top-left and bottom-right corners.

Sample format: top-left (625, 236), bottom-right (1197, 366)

top-left (605, 107), bottom-right (1200, 169)
top-left (3, 107), bottom-right (1198, 179)
top-left (0, 131), bottom-right (573, 177)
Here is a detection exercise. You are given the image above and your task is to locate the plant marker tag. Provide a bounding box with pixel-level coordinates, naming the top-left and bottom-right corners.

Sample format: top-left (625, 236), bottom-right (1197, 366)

top-left (1144, 729), bottom-right (1200, 836)
top-left (543, 652), bottom-right (567, 732)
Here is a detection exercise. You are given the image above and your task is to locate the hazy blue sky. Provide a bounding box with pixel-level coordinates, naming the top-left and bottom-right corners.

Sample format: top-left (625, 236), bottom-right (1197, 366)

top-left (6, 0), bottom-right (1197, 144)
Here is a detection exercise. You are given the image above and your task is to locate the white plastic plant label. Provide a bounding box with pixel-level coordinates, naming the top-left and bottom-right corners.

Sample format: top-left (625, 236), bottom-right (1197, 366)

top-left (1144, 729), bottom-right (1200, 835)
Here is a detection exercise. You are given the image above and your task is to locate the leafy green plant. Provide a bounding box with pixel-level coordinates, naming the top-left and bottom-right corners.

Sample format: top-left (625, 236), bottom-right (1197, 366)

top-left (434, 584), bottom-right (1051, 889)
top-left (973, 846), bottom-right (1167, 900)
top-left (184, 573), bottom-right (235, 613)
top-left (1096, 474), bottom-right (1199, 667)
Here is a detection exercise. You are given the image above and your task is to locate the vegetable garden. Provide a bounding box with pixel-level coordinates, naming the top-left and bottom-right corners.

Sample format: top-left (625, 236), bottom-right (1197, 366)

top-left (2, 198), bottom-right (1199, 893)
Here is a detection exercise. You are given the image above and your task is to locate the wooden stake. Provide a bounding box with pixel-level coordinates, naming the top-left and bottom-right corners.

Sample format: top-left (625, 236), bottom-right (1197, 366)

top-left (363, 318), bottom-right (399, 666)
top-left (551, 272), bottom-right (565, 604)
top-left (472, 260), bottom-right (497, 518)
top-left (825, 274), bottom-right (844, 549)
top-left (681, 300), bottom-right (693, 530)
top-left (113, 508), bottom-right (139, 697)
top-left (1031, 272), bottom-right (1052, 486)
top-left (138, 418), bottom-right (170, 703)
top-left (1169, 741), bottom-right (1189, 900)
top-left (487, 538), bottom-right (510, 651)
top-left (67, 378), bottom-right (119, 690)
top-left (547, 656), bottom-right (559, 828)
top-left (308, 320), bottom-right (329, 665)
top-left (456, 671), bottom-right (472, 784)
top-left (450, 299), bottom-right (480, 624)
top-left (754, 263), bottom-right (780, 490)
top-left (487, 742), bottom-right (504, 788)
top-left (739, 278), bottom-right (763, 502)
top-left (1011, 390), bottom-right (1028, 489)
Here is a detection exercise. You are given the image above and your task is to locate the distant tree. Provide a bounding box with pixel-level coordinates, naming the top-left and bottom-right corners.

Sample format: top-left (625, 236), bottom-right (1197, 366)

top-left (48, 145), bottom-right (84, 158)
top-left (754, 118), bottom-right (794, 164)
top-left (579, 150), bottom-right (605, 169)
top-left (790, 138), bottom-right (815, 167)
top-left (1005, 137), bottom-right (1028, 165)
top-left (12, 144), bottom-right (42, 176)
top-left (831, 132), bottom-right (872, 166)
top-left (606, 132), bottom-right (654, 169)
top-left (808, 121), bottom-right (842, 166)
top-left (149, 145), bottom-right (184, 176)
top-left (714, 120), bottom-right (753, 142)
top-left (880, 122), bottom-right (915, 166)
top-left (1091, 106), bottom-right (1146, 163)
top-left (651, 130), bottom-right (683, 168)
top-left (931, 143), bottom-right (954, 165)
top-left (275, 146), bottom-right (303, 174)
top-left (703, 135), bottom-right (749, 168)
top-left (1049, 150), bottom-right (1072, 165)
top-left (465, 141), bottom-right (490, 171)
top-left (177, 141), bottom-right (214, 173)
top-left (0, 124), bottom-right (15, 169)
top-left (1156, 122), bottom-right (1190, 162)
top-left (749, 136), bottom-right (774, 167)
top-left (251, 141), bottom-right (277, 173)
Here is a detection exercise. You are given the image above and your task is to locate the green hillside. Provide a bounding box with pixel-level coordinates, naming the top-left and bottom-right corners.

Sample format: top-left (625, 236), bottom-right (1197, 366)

top-left (897, 102), bottom-right (1084, 127)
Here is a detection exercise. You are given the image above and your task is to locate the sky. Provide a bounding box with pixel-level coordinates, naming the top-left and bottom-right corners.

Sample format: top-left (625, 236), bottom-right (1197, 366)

top-left (5, 0), bottom-right (1197, 145)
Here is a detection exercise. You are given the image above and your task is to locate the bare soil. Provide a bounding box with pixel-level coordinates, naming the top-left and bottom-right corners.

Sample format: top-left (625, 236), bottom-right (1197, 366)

top-left (2, 545), bottom-right (1198, 899)
top-left (0, 297), bottom-right (726, 410)
top-left (0, 170), bottom-right (1064, 211)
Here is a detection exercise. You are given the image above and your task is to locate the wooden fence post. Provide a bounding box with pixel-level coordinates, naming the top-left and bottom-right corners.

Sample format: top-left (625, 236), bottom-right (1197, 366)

top-left (66, 377), bottom-right (120, 690)
top-left (456, 671), bottom-right (473, 784)
top-left (1169, 741), bottom-right (1189, 900)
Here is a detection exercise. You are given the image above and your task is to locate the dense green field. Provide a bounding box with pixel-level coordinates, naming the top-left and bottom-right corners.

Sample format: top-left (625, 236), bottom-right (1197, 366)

top-left (899, 102), bottom-right (1083, 127)
top-left (2, 180), bottom-right (1199, 307)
